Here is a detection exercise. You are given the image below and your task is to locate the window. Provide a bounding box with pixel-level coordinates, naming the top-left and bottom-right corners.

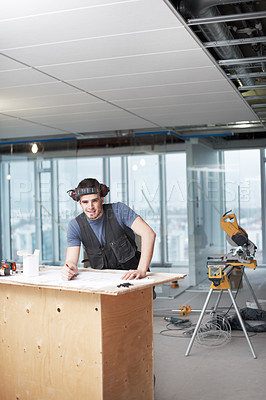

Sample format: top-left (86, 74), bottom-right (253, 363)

top-left (109, 157), bottom-right (124, 203)
top-left (76, 157), bottom-right (103, 184)
top-left (127, 154), bottom-right (161, 263)
top-left (39, 167), bottom-right (53, 261)
top-left (224, 149), bottom-right (262, 263)
top-left (165, 153), bottom-right (188, 264)
top-left (1, 151), bottom-right (188, 269)
top-left (5, 159), bottom-right (35, 262)
top-left (58, 158), bottom-right (78, 261)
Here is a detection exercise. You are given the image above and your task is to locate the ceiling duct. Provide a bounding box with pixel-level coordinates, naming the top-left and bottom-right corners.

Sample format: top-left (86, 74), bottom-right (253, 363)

top-left (178, 0), bottom-right (257, 86)
top-left (179, 0), bottom-right (252, 17)
top-left (174, 0), bottom-right (266, 129)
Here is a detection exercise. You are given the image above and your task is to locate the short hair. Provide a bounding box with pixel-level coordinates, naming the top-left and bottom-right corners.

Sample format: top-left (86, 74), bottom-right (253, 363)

top-left (77, 178), bottom-right (100, 191)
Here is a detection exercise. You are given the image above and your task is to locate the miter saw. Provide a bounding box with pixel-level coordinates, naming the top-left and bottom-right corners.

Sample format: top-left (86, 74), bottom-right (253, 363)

top-left (207, 211), bottom-right (257, 288)
top-left (185, 211), bottom-right (260, 359)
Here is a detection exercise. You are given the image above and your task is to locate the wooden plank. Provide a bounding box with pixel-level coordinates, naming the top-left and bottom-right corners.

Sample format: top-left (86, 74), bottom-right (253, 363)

top-left (0, 284), bottom-right (103, 400)
top-left (101, 287), bottom-right (154, 400)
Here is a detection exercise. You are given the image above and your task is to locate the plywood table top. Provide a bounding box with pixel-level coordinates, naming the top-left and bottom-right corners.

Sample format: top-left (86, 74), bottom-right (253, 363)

top-left (0, 266), bottom-right (186, 295)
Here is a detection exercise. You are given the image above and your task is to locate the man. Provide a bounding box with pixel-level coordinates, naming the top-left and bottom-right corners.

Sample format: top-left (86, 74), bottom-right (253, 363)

top-left (61, 178), bottom-right (156, 281)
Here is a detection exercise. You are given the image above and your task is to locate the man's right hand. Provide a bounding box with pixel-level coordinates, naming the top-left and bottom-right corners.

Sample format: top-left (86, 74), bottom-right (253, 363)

top-left (61, 263), bottom-right (78, 280)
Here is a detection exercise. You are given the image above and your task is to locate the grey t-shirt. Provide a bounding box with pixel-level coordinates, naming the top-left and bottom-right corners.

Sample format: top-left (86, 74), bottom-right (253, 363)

top-left (67, 202), bottom-right (139, 247)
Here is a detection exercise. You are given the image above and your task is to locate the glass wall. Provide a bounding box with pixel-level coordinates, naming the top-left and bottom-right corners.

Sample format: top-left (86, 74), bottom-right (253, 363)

top-left (0, 150), bottom-right (188, 269)
top-left (9, 159), bottom-right (36, 261)
top-left (224, 149), bottom-right (262, 263)
top-left (58, 158), bottom-right (78, 261)
top-left (165, 153), bottom-right (188, 264)
top-left (109, 157), bottom-right (124, 203)
top-left (39, 163), bottom-right (53, 261)
top-left (2, 146), bottom-right (263, 269)
top-left (127, 154), bottom-right (161, 263)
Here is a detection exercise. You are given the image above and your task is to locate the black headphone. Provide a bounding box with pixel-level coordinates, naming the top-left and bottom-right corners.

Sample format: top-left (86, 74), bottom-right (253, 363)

top-left (67, 184), bottom-right (110, 201)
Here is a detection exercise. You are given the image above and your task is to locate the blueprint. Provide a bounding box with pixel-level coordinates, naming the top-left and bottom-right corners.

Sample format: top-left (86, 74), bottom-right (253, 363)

top-left (0, 268), bottom-right (155, 292)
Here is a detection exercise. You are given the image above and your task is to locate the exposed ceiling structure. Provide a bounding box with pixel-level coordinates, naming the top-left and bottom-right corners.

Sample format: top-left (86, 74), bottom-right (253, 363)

top-left (1, 0), bottom-right (266, 150)
top-left (175, 0), bottom-right (266, 138)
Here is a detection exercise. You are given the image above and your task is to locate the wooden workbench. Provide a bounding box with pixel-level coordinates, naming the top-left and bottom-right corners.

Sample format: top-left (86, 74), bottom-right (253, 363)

top-left (0, 268), bottom-right (186, 400)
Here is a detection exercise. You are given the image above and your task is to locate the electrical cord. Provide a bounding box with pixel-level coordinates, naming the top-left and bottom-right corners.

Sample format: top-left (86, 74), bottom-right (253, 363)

top-left (231, 332), bottom-right (257, 338)
top-left (159, 320), bottom-right (194, 338)
top-left (195, 313), bottom-right (232, 347)
top-left (160, 313), bottom-right (232, 346)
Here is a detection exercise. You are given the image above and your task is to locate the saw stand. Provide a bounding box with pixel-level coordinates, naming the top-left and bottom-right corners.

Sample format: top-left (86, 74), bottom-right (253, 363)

top-left (185, 267), bottom-right (261, 359)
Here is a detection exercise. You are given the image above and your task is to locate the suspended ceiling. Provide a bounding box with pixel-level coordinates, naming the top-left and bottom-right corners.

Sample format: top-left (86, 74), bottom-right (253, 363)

top-left (0, 0), bottom-right (263, 144)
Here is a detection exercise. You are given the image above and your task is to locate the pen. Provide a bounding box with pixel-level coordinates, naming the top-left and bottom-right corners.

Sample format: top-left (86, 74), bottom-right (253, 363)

top-left (66, 263), bottom-right (77, 278)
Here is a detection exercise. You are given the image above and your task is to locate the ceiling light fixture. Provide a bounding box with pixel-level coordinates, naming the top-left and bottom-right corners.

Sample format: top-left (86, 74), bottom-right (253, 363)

top-left (31, 143), bottom-right (38, 154)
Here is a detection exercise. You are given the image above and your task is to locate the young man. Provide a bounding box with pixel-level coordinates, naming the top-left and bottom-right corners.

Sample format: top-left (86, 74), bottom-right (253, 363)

top-left (61, 178), bottom-right (156, 281)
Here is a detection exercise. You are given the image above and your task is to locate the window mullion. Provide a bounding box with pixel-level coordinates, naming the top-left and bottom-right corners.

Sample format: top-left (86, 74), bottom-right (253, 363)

top-left (260, 149), bottom-right (266, 264)
top-left (159, 154), bottom-right (167, 264)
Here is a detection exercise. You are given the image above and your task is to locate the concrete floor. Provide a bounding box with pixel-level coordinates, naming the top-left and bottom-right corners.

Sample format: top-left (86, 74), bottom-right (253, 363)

top-left (153, 268), bottom-right (266, 400)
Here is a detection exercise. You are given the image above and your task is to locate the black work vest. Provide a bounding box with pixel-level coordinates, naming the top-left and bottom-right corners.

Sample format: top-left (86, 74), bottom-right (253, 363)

top-left (76, 204), bottom-right (140, 270)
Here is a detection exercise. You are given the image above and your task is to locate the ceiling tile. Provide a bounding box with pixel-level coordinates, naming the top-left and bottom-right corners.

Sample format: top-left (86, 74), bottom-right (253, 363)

top-left (91, 79), bottom-right (234, 102)
top-left (114, 92), bottom-right (239, 109)
top-left (151, 107), bottom-right (257, 126)
top-left (0, 68), bottom-right (54, 88)
top-left (38, 48), bottom-right (214, 81)
top-left (0, 118), bottom-right (72, 139)
top-left (68, 66), bottom-right (222, 92)
top-left (0, 0), bottom-right (181, 49)
top-left (3, 27), bottom-right (197, 67)
top-left (8, 102), bottom-right (115, 118)
top-left (0, 0), bottom-right (260, 140)
top-left (0, 83), bottom-right (103, 112)
top-left (1, 0), bottom-right (132, 20)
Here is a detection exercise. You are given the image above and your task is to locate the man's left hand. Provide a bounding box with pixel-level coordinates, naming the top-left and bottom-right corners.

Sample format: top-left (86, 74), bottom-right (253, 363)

top-left (122, 269), bottom-right (146, 280)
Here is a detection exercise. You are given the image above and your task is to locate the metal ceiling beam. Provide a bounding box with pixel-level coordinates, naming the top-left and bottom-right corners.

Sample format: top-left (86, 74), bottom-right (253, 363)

top-left (204, 36), bottom-right (266, 48)
top-left (239, 84), bottom-right (266, 91)
top-left (228, 72), bottom-right (266, 79)
top-left (252, 104), bottom-right (266, 109)
top-left (245, 95), bottom-right (266, 100)
top-left (219, 56), bottom-right (266, 65)
top-left (187, 11), bottom-right (266, 25)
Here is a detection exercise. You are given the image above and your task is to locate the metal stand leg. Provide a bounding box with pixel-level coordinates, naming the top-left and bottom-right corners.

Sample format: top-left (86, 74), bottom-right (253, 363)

top-left (243, 271), bottom-right (261, 310)
top-left (227, 288), bottom-right (257, 359)
top-left (185, 287), bottom-right (257, 359)
top-left (213, 289), bottom-right (223, 312)
top-left (185, 288), bottom-right (213, 356)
